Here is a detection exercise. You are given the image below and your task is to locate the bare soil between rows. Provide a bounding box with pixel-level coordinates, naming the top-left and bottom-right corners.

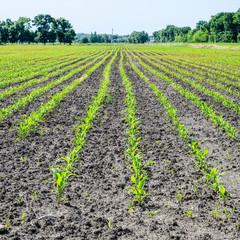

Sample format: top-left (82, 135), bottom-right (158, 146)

top-left (1, 53), bottom-right (240, 239)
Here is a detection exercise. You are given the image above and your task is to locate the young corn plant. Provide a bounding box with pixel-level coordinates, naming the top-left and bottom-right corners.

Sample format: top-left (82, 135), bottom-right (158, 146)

top-left (48, 165), bottom-right (75, 204)
top-left (184, 209), bottom-right (195, 218)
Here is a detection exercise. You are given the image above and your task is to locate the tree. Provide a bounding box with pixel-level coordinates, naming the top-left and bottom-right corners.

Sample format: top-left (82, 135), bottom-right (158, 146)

top-left (15, 17), bottom-right (31, 43)
top-left (187, 29), bottom-right (197, 42)
top-left (233, 9), bottom-right (240, 40)
top-left (103, 34), bottom-right (110, 43)
top-left (153, 31), bottom-right (160, 42)
top-left (196, 20), bottom-right (208, 30)
top-left (48, 30), bottom-right (57, 44)
top-left (128, 31), bottom-right (149, 44)
top-left (209, 12), bottom-right (237, 42)
top-left (8, 25), bottom-right (19, 43)
top-left (33, 14), bottom-right (54, 44)
top-left (192, 30), bottom-right (208, 42)
top-left (90, 32), bottom-right (99, 43)
top-left (53, 17), bottom-right (74, 44)
top-left (64, 29), bottom-right (76, 45)
top-left (81, 36), bottom-right (89, 43)
top-left (0, 21), bottom-right (9, 43)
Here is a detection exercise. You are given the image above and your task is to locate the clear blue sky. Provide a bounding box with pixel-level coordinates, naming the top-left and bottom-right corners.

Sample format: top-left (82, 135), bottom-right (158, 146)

top-left (1, 0), bottom-right (239, 35)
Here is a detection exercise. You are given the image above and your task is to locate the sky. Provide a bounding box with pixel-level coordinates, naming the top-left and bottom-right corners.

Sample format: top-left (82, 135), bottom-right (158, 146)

top-left (0, 0), bottom-right (239, 35)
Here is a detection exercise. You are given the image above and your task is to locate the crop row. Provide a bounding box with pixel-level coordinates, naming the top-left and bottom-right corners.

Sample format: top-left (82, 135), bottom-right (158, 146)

top-left (120, 49), bottom-right (153, 205)
top-left (145, 51), bottom-right (240, 98)
top-left (134, 51), bottom-right (240, 116)
top-left (0, 51), bottom-right (111, 123)
top-left (0, 54), bottom-right (79, 81)
top-left (0, 51), bottom-right (98, 88)
top-left (129, 50), bottom-right (239, 140)
top-left (125, 49), bottom-right (230, 202)
top-left (147, 49), bottom-right (240, 80)
top-left (48, 50), bottom-right (118, 203)
top-left (0, 51), bottom-right (105, 101)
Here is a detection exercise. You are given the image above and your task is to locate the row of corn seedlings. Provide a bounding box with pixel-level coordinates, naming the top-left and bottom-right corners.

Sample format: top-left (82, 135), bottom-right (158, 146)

top-left (0, 53), bottom-right (91, 88)
top-left (142, 51), bottom-right (240, 98)
top-left (48, 50), bottom-right (118, 204)
top-left (147, 50), bottom-right (240, 83)
top-left (0, 49), bottom-right (77, 72)
top-left (126, 50), bottom-right (230, 203)
top-left (0, 54), bottom-right (74, 81)
top-left (120, 49), bottom-right (153, 205)
top-left (0, 51), bottom-right (111, 123)
top-left (0, 48), bottom-right (96, 80)
top-left (128, 50), bottom-right (239, 140)
top-left (0, 51), bottom-right (105, 101)
top-left (15, 51), bottom-right (115, 139)
top-left (147, 49), bottom-right (239, 81)
top-left (134, 51), bottom-right (240, 115)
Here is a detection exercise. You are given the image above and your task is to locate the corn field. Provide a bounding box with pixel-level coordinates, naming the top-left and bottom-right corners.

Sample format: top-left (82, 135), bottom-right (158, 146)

top-left (0, 44), bottom-right (240, 239)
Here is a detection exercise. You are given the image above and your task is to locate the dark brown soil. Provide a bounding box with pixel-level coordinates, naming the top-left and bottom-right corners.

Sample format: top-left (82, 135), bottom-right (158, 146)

top-left (1, 52), bottom-right (240, 239)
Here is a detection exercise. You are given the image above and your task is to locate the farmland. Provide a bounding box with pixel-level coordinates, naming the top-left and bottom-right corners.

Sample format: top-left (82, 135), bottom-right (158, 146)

top-left (0, 44), bottom-right (240, 239)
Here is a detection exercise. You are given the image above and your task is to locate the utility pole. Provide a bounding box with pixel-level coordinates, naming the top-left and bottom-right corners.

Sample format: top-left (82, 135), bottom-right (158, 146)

top-left (112, 28), bottom-right (113, 43)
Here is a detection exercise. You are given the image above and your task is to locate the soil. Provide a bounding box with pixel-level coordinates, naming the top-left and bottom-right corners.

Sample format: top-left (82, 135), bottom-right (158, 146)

top-left (1, 51), bottom-right (240, 239)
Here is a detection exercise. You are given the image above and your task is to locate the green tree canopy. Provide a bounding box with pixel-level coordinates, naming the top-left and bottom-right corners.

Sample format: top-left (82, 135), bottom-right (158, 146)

top-left (33, 14), bottom-right (54, 44)
top-left (128, 31), bottom-right (149, 44)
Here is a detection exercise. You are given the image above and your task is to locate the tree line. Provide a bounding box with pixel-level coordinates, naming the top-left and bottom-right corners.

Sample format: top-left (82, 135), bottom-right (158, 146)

top-left (76, 32), bottom-right (130, 44)
top-left (1, 9), bottom-right (240, 45)
top-left (0, 14), bottom-right (76, 45)
top-left (76, 31), bottom-right (149, 44)
top-left (153, 9), bottom-right (240, 43)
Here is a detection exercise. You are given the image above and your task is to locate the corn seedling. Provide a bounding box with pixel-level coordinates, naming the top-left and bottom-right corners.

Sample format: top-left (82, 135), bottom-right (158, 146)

top-left (209, 202), bottom-right (221, 218)
top-left (193, 185), bottom-right (198, 194)
top-left (18, 194), bottom-right (24, 202)
top-left (32, 191), bottom-right (38, 202)
top-left (107, 219), bottom-right (112, 230)
top-left (5, 208), bottom-right (11, 230)
top-left (47, 165), bottom-right (75, 204)
top-left (106, 95), bottom-right (112, 104)
top-left (236, 222), bottom-right (240, 229)
top-left (218, 185), bottom-right (229, 202)
top-left (176, 189), bottom-right (187, 202)
top-left (128, 200), bottom-right (136, 215)
top-left (145, 209), bottom-right (160, 218)
top-left (184, 209), bottom-right (195, 218)
top-left (223, 207), bottom-right (231, 220)
top-left (21, 211), bottom-right (26, 225)
top-left (20, 156), bottom-right (26, 162)
top-left (88, 194), bottom-right (95, 202)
